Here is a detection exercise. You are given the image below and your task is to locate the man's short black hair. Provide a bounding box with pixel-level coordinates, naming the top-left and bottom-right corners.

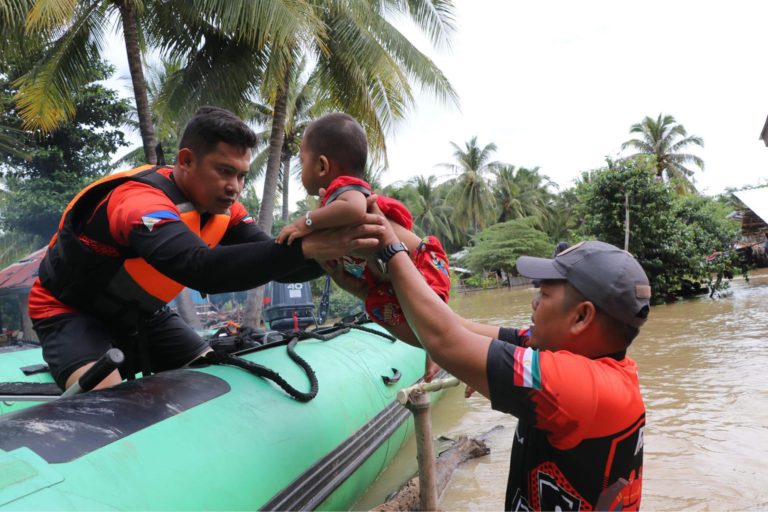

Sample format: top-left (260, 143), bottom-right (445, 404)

top-left (179, 106), bottom-right (257, 157)
top-left (303, 112), bottom-right (367, 177)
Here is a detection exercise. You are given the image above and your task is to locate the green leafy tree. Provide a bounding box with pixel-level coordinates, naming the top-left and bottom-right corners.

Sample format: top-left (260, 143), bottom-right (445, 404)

top-left (13, 0), bottom-right (158, 162)
top-left (621, 113), bottom-right (704, 193)
top-left (576, 157), bottom-right (741, 302)
top-left (463, 218), bottom-right (552, 276)
top-left (0, 59), bottom-right (129, 239)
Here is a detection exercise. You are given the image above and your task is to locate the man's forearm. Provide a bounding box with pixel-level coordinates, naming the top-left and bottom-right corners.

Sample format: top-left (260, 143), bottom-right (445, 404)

top-left (387, 251), bottom-right (455, 355)
top-left (387, 249), bottom-right (492, 397)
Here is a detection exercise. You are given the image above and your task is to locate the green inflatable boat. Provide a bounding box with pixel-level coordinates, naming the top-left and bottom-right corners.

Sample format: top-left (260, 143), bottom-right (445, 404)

top-left (0, 322), bottom-right (431, 510)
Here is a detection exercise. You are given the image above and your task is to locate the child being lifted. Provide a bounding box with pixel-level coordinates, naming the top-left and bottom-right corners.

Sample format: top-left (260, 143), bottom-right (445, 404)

top-left (277, 113), bottom-right (450, 378)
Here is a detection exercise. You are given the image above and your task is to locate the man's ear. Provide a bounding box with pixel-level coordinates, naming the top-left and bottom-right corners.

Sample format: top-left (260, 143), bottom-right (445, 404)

top-left (571, 301), bottom-right (596, 335)
top-left (177, 148), bottom-right (195, 171)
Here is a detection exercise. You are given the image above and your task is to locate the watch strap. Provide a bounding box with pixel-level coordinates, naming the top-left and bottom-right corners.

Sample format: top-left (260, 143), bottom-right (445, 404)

top-left (378, 242), bottom-right (408, 263)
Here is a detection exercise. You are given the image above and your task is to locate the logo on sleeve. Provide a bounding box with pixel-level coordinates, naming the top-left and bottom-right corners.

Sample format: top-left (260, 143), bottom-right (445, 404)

top-left (141, 210), bottom-right (180, 232)
top-left (513, 346), bottom-right (541, 389)
top-left (242, 215), bottom-right (255, 224)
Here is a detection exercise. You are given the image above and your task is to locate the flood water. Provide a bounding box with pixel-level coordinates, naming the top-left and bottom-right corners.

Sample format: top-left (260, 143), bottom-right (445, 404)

top-left (356, 269), bottom-right (768, 510)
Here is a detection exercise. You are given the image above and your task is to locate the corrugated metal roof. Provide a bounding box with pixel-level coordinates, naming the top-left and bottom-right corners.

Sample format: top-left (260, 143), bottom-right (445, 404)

top-left (0, 247), bottom-right (46, 295)
top-left (735, 188), bottom-right (768, 225)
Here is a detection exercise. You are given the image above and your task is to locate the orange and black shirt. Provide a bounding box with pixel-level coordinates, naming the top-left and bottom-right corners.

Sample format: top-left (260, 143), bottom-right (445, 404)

top-left (30, 166), bottom-right (320, 320)
top-left (488, 329), bottom-right (644, 511)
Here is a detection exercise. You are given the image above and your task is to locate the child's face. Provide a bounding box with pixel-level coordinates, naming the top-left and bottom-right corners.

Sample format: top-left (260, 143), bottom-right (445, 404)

top-left (299, 137), bottom-right (323, 195)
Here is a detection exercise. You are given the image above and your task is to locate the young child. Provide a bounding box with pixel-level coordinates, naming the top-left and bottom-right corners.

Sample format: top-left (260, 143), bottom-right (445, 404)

top-left (277, 113), bottom-right (451, 357)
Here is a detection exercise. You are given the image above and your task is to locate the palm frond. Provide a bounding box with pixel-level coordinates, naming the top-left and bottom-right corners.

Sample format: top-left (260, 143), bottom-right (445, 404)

top-left (25, 0), bottom-right (77, 32)
top-left (14, 0), bottom-right (107, 132)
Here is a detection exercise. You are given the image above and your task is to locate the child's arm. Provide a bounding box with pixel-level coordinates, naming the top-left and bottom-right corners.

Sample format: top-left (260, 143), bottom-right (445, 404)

top-left (304, 189), bottom-right (368, 231)
top-left (276, 190), bottom-right (369, 245)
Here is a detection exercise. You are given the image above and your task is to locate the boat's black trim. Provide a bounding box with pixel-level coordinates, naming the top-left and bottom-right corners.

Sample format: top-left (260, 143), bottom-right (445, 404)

top-left (0, 371), bottom-right (229, 463)
top-left (20, 363), bottom-right (50, 376)
top-left (0, 381), bottom-right (60, 397)
top-left (262, 388), bottom-right (414, 511)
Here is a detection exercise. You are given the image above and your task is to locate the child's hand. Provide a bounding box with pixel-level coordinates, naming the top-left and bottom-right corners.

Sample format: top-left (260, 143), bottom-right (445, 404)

top-left (276, 219), bottom-right (310, 245)
top-left (286, 223), bottom-right (312, 245)
top-left (276, 223), bottom-right (299, 244)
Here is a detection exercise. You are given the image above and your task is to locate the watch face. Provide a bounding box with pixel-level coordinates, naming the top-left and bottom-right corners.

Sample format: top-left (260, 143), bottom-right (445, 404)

top-left (375, 258), bottom-right (387, 275)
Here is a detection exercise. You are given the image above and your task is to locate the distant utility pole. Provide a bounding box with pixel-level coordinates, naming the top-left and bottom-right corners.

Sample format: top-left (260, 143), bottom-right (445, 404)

top-left (624, 192), bottom-right (630, 251)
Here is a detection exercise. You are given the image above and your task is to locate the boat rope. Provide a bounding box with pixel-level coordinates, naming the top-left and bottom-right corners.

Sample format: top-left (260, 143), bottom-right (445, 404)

top-left (202, 337), bottom-right (318, 402)
top-left (298, 322), bottom-right (397, 343)
top-left (346, 324), bottom-right (397, 342)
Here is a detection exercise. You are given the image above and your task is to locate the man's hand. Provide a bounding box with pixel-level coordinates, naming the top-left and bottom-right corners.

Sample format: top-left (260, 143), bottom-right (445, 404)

top-left (300, 214), bottom-right (384, 261)
top-left (366, 195), bottom-right (399, 248)
top-left (424, 356), bottom-right (442, 383)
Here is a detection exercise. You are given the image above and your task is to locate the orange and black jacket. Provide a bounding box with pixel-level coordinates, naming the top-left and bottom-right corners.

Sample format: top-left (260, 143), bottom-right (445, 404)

top-left (33, 165), bottom-right (320, 322)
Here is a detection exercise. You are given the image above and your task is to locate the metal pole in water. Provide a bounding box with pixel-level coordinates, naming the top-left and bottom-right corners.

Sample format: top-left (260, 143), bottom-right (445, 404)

top-left (398, 377), bottom-right (461, 511)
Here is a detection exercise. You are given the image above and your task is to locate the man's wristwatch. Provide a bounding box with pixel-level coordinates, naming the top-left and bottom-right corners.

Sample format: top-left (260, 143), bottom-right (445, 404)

top-left (375, 242), bottom-right (408, 274)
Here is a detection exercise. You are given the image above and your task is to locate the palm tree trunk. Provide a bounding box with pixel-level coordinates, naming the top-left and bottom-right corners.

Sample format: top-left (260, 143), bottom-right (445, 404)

top-left (176, 288), bottom-right (201, 329)
top-left (244, 68), bottom-right (292, 328)
top-left (117, 0), bottom-right (157, 165)
top-left (281, 152), bottom-right (291, 221)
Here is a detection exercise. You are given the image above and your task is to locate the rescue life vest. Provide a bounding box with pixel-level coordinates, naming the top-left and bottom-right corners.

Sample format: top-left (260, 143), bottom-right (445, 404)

top-left (39, 165), bottom-right (230, 323)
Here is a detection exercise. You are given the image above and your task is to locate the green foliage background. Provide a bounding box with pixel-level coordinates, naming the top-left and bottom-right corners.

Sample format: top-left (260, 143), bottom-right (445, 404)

top-left (463, 218), bottom-right (553, 275)
top-left (0, 58), bottom-right (129, 239)
top-left (574, 158), bottom-right (742, 302)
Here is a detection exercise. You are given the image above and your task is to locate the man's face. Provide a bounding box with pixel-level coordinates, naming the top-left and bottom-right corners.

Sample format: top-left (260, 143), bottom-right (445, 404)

top-left (184, 142), bottom-right (250, 214)
top-left (527, 280), bottom-right (574, 351)
top-left (299, 137), bottom-right (322, 196)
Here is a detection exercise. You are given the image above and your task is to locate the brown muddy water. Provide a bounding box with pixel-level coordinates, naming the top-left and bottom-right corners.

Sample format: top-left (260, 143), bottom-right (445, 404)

top-left (355, 269), bottom-right (768, 510)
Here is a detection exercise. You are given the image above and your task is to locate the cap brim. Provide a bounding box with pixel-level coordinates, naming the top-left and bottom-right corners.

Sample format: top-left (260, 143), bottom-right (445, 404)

top-left (516, 256), bottom-right (565, 280)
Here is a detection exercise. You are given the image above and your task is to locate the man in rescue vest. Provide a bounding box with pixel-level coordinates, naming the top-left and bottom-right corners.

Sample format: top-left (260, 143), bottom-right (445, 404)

top-left (30, 106), bottom-right (383, 391)
top-left (373, 210), bottom-right (650, 511)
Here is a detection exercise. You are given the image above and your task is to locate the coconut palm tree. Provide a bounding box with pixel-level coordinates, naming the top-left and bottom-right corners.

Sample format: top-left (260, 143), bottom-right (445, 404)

top-left (493, 165), bottom-right (556, 223)
top-left (621, 113), bottom-right (704, 193)
top-left (441, 136), bottom-right (499, 236)
top-left (13, 0), bottom-right (315, 164)
top-left (113, 59), bottom-right (186, 168)
top-left (409, 175), bottom-right (455, 245)
top-left (246, 57), bottom-right (320, 222)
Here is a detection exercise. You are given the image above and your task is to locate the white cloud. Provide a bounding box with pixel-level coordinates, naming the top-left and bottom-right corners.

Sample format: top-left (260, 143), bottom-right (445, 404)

top-left (383, 0), bottom-right (768, 195)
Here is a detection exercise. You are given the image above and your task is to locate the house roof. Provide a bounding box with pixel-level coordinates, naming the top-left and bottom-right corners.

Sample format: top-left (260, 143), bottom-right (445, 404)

top-left (0, 247), bottom-right (46, 296)
top-left (735, 188), bottom-right (768, 226)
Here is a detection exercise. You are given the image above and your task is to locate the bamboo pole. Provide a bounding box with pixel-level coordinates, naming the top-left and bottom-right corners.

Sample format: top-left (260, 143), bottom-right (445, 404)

top-left (397, 377), bottom-right (461, 511)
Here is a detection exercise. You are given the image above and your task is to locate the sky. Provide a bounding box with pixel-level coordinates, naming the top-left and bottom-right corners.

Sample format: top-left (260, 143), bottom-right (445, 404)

top-left (106, 0), bottom-right (768, 199)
